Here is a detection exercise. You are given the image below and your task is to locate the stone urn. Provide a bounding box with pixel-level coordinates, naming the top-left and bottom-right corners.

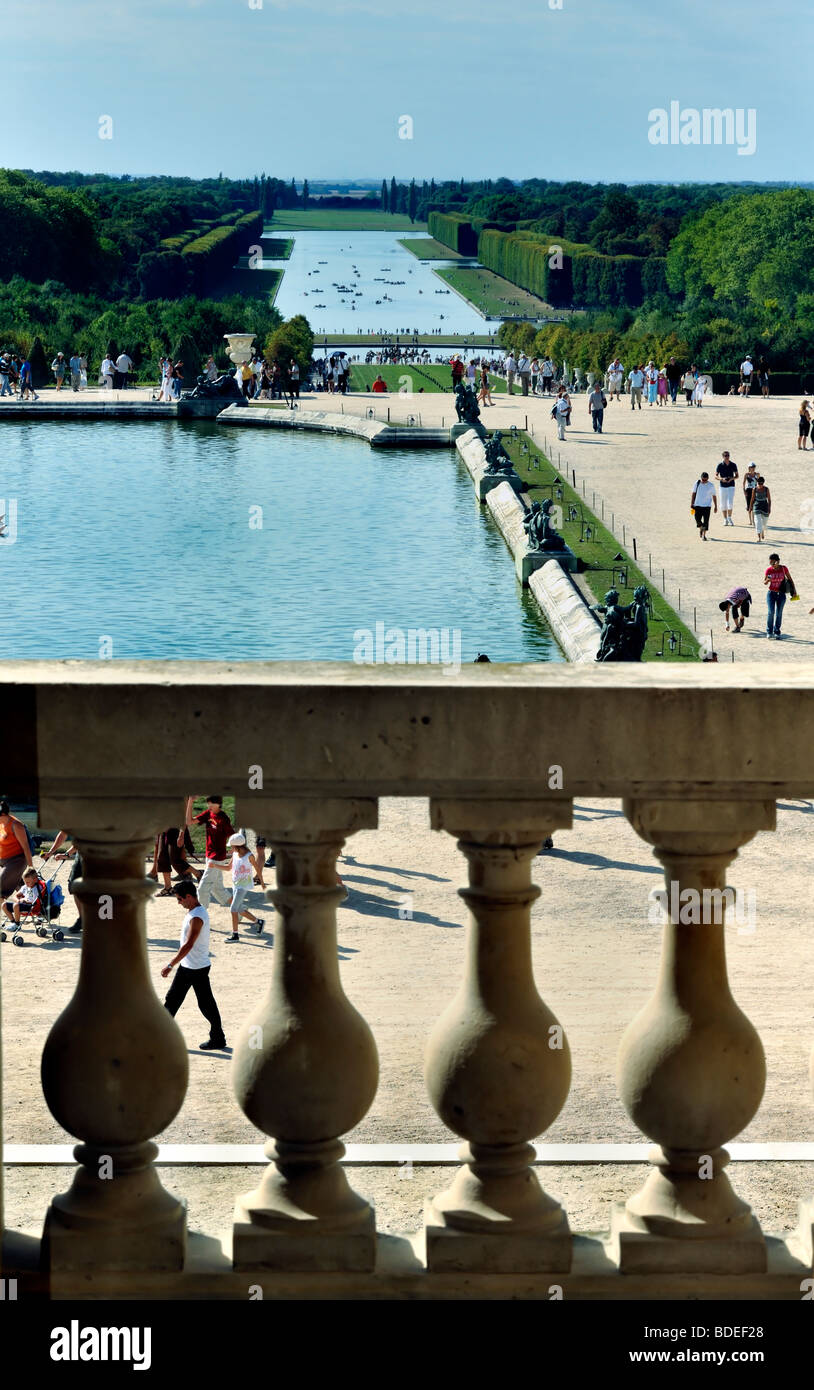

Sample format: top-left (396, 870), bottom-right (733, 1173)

top-left (224, 333), bottom-right (256, 367)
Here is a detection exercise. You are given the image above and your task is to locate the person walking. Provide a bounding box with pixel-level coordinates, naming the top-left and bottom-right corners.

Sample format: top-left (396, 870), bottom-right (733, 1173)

top-left (743, 462), bottom-right (758, 526)
top-left (0, 798), bottom-right (34, 899)
top-left (161, 881), bottom-right (227, 1051)
top-left (51, 352), bottom-right (67, 391)
top-left (541, 357), bottom-right (555, 396)
top-left (606, 358), bottom-right (623, 401)
top-left (504, 352), bottom-right (517, 396)
top-left (517, 351), bottom-right (531, 396)
top-left (798, 401), bottom-right (811, 450)
top-left (657, 367), bottom-right (669, 406)
top-left (715, 451), bottom-right (738, 526)
top-left (18, 355), bottom-right (38, 401)
top-left (758, 357), bottom-right (771, 398)
top-left (530, 357), bottom-right (540, 395)
top-left (69, 351), bottom-right (82, 392)
top-left (719, 585), bottom-right (752, 632)
top-left (752, 475), bottom-right (771, 542)
top-left (740, 355), bottom-right (755, 396)
top-left (693, 374), bottom-right (707, 407)
top-left (288, 359), bottom-right (300, 399)
top-left (588, 381), bottom-right (607, 433)
top-left (645, 361), bottom-right (659, 406)
top-left (764, 553), bottom-right (797, 639)
top-left (682, 366), bottom-right (696, 404)
top-left (666, 357), bottom-right (682, 404)
top-left (0, 352), bottom-right (12, 397)
top-left (628, 364), bottom-right (644, 410)
top-left (101, 353), bottom-right (115, 390)
top-left (181, 795), bottom-right (233, 911)
top-left (477, 363), bottom-right (493, 407)
top-left (224, 832), bottom-right (265, 943)
top-left (553, 389), bottom-right (570, 441)
top-left (691, 471), bottom-right (717, 541)
top-left (148, 826), bottom-right (201, 895)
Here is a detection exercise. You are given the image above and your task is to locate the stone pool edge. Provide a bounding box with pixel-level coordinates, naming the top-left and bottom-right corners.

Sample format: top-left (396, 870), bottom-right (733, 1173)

top-left (218, 404), bottom-right (450, 447)
top-left (455, 429), bottom-right (601, 664)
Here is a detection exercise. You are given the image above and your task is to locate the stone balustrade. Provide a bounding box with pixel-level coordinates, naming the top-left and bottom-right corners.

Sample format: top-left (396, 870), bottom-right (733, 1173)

top-left (2, 661), bottom-right (814, 1298)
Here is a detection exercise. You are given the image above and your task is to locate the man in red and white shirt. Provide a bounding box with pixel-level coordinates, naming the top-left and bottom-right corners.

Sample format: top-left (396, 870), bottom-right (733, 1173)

top-left (180, 795), bottom-right (233, 909)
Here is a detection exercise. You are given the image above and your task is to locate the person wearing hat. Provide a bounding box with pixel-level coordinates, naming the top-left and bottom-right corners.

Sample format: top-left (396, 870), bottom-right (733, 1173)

top-left (225, 832), bottom-right (265, 943)
top-left (51, 351), bottom-right (67, 391)
top-left (739, 355), bottom-right (754, 395)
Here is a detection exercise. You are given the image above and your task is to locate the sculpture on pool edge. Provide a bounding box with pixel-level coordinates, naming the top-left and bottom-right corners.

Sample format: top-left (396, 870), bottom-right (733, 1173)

top-left (483, 431), bottom-right (516, 476)
top-left (524, 498), bottom-right (564, 552)
top-left (184, 371), bottom-right (244, 402)
top-left (593, 584), bottom-right (651, 662)
top-left (455, 381), bottom-right (482, 428)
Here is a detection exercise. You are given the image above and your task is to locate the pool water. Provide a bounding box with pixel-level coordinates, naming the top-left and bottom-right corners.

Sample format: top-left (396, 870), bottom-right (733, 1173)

top-left (253, 230), bottom-right (488, 336)
top-left (2, 420), bottom-right (561, 664)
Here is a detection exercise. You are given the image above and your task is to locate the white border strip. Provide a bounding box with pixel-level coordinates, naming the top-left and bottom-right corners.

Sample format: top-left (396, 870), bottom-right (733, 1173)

top-left (5, 1142), bottom-right (814, 1165)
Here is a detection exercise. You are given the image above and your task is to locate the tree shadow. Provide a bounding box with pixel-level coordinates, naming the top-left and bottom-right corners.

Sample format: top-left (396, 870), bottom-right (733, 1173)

top-left (343, 886), bottom-right (460, 928)
top-left (343, 859), bottom-right (449, 883)
top-left (541, 848), bottom-right (661, 875)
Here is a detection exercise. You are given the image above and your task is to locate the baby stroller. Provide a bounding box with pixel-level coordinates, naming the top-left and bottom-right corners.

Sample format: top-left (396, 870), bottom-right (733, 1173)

top-left (0, 862), bottom-right (66, 946)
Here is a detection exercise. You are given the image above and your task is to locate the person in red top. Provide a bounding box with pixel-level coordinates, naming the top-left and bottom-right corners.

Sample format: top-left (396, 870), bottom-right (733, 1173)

top-left (763, 553), bottom-right (797, 639)
top-left (371, 375), bottom-right (387, 392)
top-left (180, 795), bottom-right (233, 909)
top-left (0, 799), bottom-right (34, 898)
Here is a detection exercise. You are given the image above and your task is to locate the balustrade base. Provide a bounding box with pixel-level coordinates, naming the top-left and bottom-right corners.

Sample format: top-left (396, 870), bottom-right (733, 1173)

top-left (232, 1205), bottom-right (377, 1273)
top-left (424, 1200), bottom-right (572, 1273)
top-left (42, 1199), bottom-right (187, 1274)
top-left (795, 1197), bottom-right (814, 1267)
top-left (611, 1204), bottom-right (767, 1275)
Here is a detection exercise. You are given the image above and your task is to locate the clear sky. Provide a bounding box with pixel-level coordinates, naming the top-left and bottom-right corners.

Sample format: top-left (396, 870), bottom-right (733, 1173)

top-left (5, 0), bottom-right (802, 184)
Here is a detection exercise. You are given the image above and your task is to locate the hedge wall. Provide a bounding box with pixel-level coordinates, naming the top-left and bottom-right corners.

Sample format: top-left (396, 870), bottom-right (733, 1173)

top-left (477, 228), bottom-right (652, 310)
top-left (180, 211), bottom-right (264, 293)
top-left (427, 211), bottom-right (479, 256)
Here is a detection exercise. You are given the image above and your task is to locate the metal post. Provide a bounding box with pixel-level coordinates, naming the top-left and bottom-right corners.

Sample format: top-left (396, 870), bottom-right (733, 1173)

top-left (693, 606), bottom-right (697, 631)
top-left (602, 501), bottom-right (605, 521)
top-left (623, 525), bottom-right (626, 546)
top-left (678, 588), bottom-right (681, 610)
top-left (662, 569), bottom-right (666, 591)
top-left (633, 538), bottom-right (637, 561)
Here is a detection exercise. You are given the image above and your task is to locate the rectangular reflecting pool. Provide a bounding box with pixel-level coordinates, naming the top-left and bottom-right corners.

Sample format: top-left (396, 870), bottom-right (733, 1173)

top-left (2, 419), bottom-right (562, 663)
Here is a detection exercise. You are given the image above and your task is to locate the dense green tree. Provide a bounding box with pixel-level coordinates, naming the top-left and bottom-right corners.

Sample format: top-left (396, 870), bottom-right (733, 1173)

top-left (263, 313), bottom-right (314, 375)
top-left (381, 179), bottom-right (388, 212)
top-left (408, 179), bottom-right (417, 223)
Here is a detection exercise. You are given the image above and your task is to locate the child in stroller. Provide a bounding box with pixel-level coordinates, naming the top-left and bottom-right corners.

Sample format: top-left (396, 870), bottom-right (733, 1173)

top-left (1, 864), bottom-right (65, 944)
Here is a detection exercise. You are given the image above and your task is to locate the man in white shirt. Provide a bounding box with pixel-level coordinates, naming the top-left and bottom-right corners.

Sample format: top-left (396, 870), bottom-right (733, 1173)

top-left (161, 881), bottom-right (226, 1050)
top-left (628, 365), bottom-right (645, 410)
top-left (541, 357), bottom-right (555, 395)
top-left (115, 351), bottom-right (133, 390)
top-left (504, 353), bottom-right (517, 396)
top-left (517, 352), bottom-right (531, 396)
top-left (607, 358), bottom-right (624, 401)
top-left (553, 390), bottom-right (570, 440)
top-left (740, 357), bottom-right (754, 396)
top-left (100, 355), bottom-right (115, 390)
top-left (691, 471), bottom-right (718, 541)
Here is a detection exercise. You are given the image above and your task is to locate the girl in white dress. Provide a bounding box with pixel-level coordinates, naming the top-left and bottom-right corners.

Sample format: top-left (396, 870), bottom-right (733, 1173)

top-left (693, 376), bottom-right (707, 408)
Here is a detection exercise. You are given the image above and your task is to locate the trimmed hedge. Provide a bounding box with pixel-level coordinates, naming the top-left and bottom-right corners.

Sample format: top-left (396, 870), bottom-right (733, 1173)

top-left (428, 211), bottom-right (479, 256)
top-left (181, 211), bottom-right (264, 293)
top-left (477, 228), bottom-right (653, 310)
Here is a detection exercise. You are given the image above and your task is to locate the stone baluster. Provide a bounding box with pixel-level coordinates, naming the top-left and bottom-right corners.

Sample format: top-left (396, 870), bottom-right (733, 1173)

top-left (613, 798), bottom-right (774, 1273)
top-left (40, 819), bottom-right (189, 1272)
top-left (424, 798), bottom-right (573, 1272)
top-left (231, 798), bottom-right (379, 1271)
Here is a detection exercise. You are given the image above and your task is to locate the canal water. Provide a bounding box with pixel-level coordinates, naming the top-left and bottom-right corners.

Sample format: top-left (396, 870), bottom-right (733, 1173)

top-left (252, 230), bottom-right (488, 337)
top-left (2, 420), bottom-right (560, 664)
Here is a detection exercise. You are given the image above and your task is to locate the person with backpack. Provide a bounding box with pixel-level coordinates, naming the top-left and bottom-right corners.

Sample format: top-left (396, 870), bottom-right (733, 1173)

top-left (751, 475), bottom-right (771, 542)
top-left (764, 553), bottom-right (797, 639)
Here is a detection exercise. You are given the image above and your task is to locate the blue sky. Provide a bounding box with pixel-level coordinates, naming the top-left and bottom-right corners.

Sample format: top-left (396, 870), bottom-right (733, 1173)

top-left (5, 0), bottom-right (802, 183)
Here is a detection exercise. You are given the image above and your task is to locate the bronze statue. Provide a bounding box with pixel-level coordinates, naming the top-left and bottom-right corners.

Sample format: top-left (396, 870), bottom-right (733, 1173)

top-left (455, 381), bottom-right (482, 426)
top-left (185, 372), bottom-right (243, 401)
top-left (593, 585), bottom-right (651, 661)
top-left (524, 498), bottom-right (563, 552)
top-left (483, 431), bottom-right (515, 475)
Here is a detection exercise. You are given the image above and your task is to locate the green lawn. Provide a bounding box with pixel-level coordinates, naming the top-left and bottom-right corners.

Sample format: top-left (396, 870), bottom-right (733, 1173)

top-left (349, 363), bottom-right (507, 394)
top-left (269, 210), bottom-right (427, 231)
top-left (260, 237), bottom-right (293, 259)
top-left (500, 434), bottom-right (700, 662)
top-left (435, 266), bottom-right (554, 319)
top-left (397, 237), bottom-right (465, 261)
top-left (206, 266), bottom-right (282, 302)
